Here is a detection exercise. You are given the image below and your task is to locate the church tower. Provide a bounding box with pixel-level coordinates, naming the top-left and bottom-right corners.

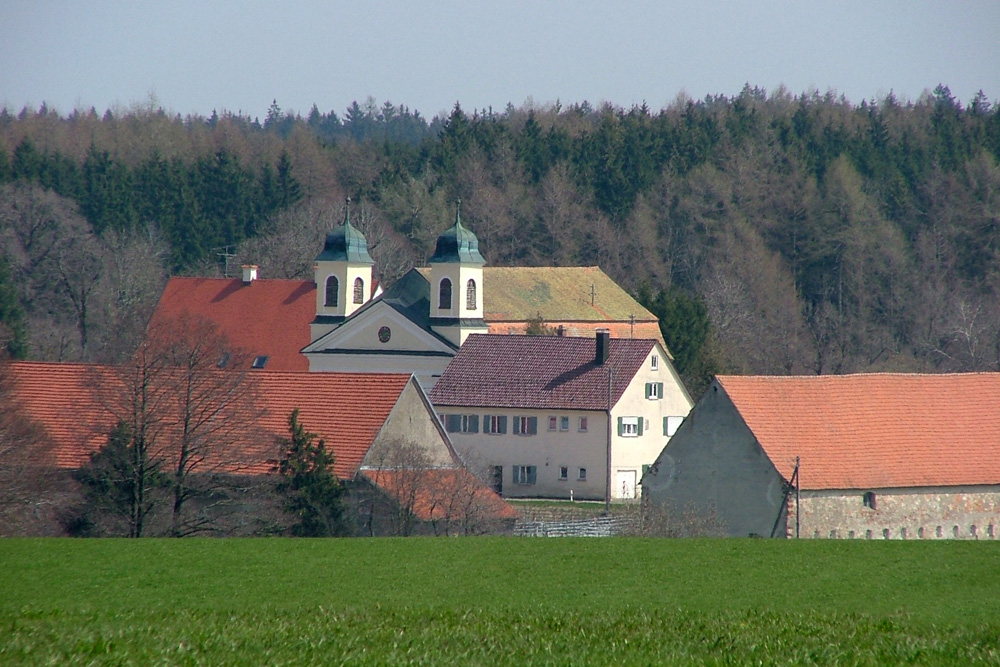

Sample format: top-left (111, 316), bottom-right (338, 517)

top-left (311, 198), bottom-right (375, 340)
top-left (428, 200), bottom-right (489, 346)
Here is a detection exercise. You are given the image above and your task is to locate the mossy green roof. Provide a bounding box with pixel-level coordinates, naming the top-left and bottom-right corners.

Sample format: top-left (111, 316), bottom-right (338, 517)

top-left (416, 266), bottom-right (655, 322)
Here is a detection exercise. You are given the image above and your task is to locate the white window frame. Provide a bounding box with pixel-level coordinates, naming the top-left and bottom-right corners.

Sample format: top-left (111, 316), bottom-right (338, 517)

top-left (621, 416), bottom-right (639, 437)
top-left (548, 416), bottom-right (558, 431)
top-left (578, 416), bottom-right (588, 432)
top-left (578, 467), bottom-right (587, 481)
top-left (559, 416), bottom-right (570, 432)
top-left (651, 354), bottom-right (659, 370)
top-left (513, 465), bottom-right (536, 485)
top-left (559, 466), bottom-right (568, 480)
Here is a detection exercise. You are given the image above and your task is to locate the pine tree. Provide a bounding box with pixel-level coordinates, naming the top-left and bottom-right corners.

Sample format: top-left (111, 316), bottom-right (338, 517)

top-left (277, 409), bottom-right (345, 537)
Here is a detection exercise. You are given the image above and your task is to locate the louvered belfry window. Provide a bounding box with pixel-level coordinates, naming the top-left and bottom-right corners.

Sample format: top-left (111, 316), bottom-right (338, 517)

top-left (466, 279), bottom-right (477, 310)
top-left (353, 277), bottom-right (364, 304)
top-left (439, 278), bottom-right (452, 309)
top-left (325, 276), bottom-right (339, 307)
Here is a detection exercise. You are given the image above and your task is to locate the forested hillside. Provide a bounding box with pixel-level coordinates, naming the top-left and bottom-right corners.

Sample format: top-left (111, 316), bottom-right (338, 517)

top-left (2, 86), bottom-right (999, 392)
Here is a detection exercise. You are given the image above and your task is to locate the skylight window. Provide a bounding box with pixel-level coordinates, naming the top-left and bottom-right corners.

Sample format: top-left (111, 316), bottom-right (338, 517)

top-left (252, 355), bottom-right (269, 369)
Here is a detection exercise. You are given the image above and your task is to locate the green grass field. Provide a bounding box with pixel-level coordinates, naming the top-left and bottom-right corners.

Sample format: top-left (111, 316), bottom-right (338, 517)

top-left (2, 538), bottom-right (999, 664)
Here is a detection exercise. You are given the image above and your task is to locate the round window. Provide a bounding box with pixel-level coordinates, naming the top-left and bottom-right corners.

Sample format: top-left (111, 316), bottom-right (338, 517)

top-left (377, 326), bottom-right (391, 343)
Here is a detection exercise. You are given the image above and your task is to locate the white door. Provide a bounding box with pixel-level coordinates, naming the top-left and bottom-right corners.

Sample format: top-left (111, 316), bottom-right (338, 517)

top-left (616, 470), bottom-right (637, 499)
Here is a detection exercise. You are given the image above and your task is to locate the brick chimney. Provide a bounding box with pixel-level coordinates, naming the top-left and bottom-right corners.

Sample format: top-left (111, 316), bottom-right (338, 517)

top-left (241, 264), bottom-right (258, 285)
top-left (595, 329), bottom-right (610, 365)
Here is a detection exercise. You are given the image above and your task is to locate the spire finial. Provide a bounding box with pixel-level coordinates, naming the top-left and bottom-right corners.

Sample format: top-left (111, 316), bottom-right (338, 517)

top-left (455, 198), bottom-right (462, 226)
top-left (344, 196), bottom-right (351, 225)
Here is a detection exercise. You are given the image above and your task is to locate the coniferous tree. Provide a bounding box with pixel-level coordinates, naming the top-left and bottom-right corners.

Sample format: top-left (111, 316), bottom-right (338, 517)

top-left (277, 409), bottom-right (345, 537)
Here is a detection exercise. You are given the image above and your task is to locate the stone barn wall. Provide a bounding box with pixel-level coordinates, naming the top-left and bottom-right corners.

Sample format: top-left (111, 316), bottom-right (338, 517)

top-left (787, 486), bottom-right (1000, 539)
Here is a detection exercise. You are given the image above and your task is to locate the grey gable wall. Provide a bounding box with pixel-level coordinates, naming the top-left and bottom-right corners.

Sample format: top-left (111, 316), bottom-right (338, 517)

top-left (642, 383), bottom-right (787, 537)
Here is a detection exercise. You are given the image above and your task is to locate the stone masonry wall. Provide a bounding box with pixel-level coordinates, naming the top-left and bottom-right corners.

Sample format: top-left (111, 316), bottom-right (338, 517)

top-left (786, 486), bottom-right (1000, 539)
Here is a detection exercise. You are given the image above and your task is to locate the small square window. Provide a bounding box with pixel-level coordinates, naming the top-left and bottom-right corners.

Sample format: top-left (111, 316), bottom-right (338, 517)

top-left (559, 416), bottom-right (569, 431)
top-left (578, 468), bottom-right (587, 481)
top-left (578, 417), bottom-right (588, 432)
top-left (548, 416), bottom-right (557, 431)
top-left (559, 466), bottom-right (568, 480)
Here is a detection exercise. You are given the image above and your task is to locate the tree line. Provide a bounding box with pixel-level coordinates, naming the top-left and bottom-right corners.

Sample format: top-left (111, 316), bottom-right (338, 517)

top-left (2, 85), bottom-right (1000, 393)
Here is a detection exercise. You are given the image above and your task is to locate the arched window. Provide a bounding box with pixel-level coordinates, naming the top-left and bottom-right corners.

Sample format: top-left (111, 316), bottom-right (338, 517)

top-left (466, 279), bottom-right (477, 310)
top-left (439, 278), bottom-right (452, 310)
top-left (325, 275), bottom-right (339, 307)
top-left (353, 277), bottom-right (365, 304)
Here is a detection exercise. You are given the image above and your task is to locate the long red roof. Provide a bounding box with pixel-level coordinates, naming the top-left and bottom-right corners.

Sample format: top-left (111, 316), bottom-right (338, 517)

top-left (10, 361), bottom-right (411, 480)
top-left (150, 277), bottom-right (315, 371)
top-left (717, 373), bottom-right (1000, 491)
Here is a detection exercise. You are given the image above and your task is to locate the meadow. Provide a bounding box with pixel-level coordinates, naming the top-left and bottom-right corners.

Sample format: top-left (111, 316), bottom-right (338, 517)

top-left (2, 538), bottom-right (999, 664)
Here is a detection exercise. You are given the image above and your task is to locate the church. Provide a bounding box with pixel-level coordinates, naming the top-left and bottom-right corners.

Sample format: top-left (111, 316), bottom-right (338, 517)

top-left (150, 200), bottom-right (666, 388)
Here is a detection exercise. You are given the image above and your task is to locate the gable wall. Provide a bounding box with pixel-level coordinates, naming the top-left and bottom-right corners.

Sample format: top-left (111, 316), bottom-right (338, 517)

top-left (793, 487), bottom-right (1000, 539)
top-left (366, 380), bottom-right (456, 469)
top-left (610, 344), bottom-right (692, 498)
top-left (642, 384), bottom-right (787, 537)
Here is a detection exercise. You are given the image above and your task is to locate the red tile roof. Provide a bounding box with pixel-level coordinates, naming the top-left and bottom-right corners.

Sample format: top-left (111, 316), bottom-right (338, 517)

top-left (716, 374), bottom-right (1000, 491)
top-left (10, 361), bottom-right (411, 480)
top-left (362, 468), bottom-right (518, 522)
top-left (429, 333), bottom-right (657, 410)
top-left (149, 277), bottom-right (315, 371)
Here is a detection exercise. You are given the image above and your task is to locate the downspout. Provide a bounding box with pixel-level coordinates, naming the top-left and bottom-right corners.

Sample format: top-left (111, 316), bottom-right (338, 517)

top-left (606, 364), bottom-right (612, 514)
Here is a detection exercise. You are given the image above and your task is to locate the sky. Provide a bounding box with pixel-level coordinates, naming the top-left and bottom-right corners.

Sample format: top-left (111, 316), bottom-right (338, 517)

top-left (2, 1), bottom-right (998, 122)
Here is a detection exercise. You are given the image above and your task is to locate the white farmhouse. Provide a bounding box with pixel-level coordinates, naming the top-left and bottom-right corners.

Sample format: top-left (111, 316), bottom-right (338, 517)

top-left (429, 331), bottom-right (693, 501)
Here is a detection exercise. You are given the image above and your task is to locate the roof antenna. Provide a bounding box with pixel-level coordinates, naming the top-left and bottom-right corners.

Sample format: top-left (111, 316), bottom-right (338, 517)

top-left (216, 245), bottom-right (236, 278)
top-left (344, 196), bottom-right (351, 225)
top-left (590, 283), bottom-right (596, 306)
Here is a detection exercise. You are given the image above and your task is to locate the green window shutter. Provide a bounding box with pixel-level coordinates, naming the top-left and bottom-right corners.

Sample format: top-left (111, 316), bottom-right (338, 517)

top-left (513, 417), bottom-right (521, 435)
top-left (617, 417), bottom-right (623, 436)
top-left (499, 415), bottom-right (508, 434)
top-left (512, 466), bottom-right (518, 483)
top-left (645, 382), bottom-right (652, 398)
top-left (527, 466), bottom-right (537, 484)
top-left (641, 464), bottom-right (650, 478)
top-left (528, 417), bottom-right (538, 435)
top-left (446, 414), bottom-right (461, 433)
top-left (657, 382), bottom-right (664, 399)
top-left (469, 414), bottom-right (479, 433)
top-left (483, 415), bottom-right (491, 434)
top-left (663, 416), bottom-right (668, 436)
top-left (637, 418), bottom-right (644, 436)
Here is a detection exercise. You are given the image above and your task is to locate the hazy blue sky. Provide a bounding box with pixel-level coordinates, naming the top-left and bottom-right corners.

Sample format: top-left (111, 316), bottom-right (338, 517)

top-left (2, 1), bottom-right (998, 121)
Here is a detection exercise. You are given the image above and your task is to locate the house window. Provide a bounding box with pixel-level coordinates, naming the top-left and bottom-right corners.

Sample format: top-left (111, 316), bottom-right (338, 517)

top-left (559, 416), bottom-right (570, 431)
top-left (548, 416), bottom-right (558, 431)
top-left (618, 416), bottom-right (641, 437)
top-left (664, 416), bottom-right (684, 437)
top-left (512, 465), bottom-right (537, 485)
top-left (252, 355), bottom-right (269, 369)
top-left (578, 417), bottom-right (588, 432)
top-left (645, 382), bottom-right (664, 399)
top-left (466, 279), bottom-right (477, 310)
top-left (325, 275), bottom-right (339, 307)
top-left (439, 278), bottom-right (452, 310)
top-left (444, 414), bottom-right (479, 434)
top-left (513, 416), bottom-right (537, 436)
top-left (559, 466), bottom-right (568, 480)
top-left (651, 354), bottom-right (659, 370)
top-left (578, 468), bottom-right (587, 481)
top-left (483, 414), bottom-right (507, 434)
top-left (353, 277), bottom-right (364, 304)
top-left (863, 491), bottom-right (877, 510)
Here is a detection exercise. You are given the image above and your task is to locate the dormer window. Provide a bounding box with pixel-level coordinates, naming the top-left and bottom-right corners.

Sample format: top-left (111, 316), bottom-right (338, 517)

top-left (466, 279), bottom-right (477, 310)
top-left (439, 278), bottom-right (452, 310)
top-left (353, 277), bottom-right (364, 304)
top-left (325, 276), bottom-right (339, 307)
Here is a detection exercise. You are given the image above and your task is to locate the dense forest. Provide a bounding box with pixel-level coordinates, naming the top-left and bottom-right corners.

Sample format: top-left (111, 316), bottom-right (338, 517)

top-left (1, 85), bottom-right (999, 393)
